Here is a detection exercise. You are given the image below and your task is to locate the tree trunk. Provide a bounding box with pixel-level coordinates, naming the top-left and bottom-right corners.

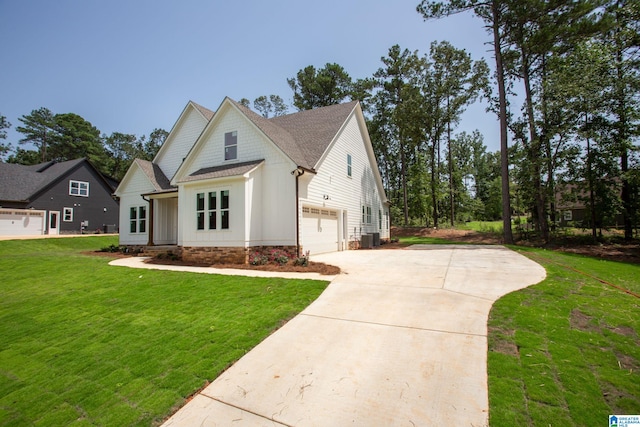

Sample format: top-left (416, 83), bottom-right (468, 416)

top-left (492, 1), bottom-right (514, 244)
top-left (431, 133), bottom-right (439, 228)
top-left (400, 131), bottom-right (409, 226)
top-left (447, 98), bottom-right (455, 226)
top-left (614, 5), bottom-right (633, 240)
top-left (521, 45), bottom-right (549, 242)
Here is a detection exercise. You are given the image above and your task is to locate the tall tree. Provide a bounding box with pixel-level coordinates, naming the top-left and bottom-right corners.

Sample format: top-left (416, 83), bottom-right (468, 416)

top-left (372, 45), bottom-right (424, 225)
top-left (418, 0), bottom-right (515, 243)
top-left (428, 40), bottom-right (489, 225)
top-left (15, 107), bottom-right (55, 162)
top-left (0, 114), bottom-right (10, 159)
top-left (253, 95), bottom-right (288, 118)
top-left (602, 0), bottom-right (640, 239)
top-left (49, 113), bottom-right (107, 169)
top-left (288, 63), bottom-right (355, 110)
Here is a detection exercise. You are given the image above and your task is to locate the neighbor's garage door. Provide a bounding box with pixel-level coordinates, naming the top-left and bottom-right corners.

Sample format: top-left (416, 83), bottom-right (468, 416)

top-left (0, 208), bottom-right (46, 236)
top-left (302, 206), bottom-right (338, 255)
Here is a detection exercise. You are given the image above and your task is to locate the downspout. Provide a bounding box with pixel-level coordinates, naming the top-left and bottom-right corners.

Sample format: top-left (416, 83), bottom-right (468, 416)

top-left (291, 167), bottom-right (305, 257)
top-left (141, 195), bottom-right (154, 246)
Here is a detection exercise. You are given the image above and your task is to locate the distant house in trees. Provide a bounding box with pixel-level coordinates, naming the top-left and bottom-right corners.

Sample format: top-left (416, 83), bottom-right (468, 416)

top-left (0, 158), bottom-right (119, 236)
top-left (114, 97), bottom-right (390, 264)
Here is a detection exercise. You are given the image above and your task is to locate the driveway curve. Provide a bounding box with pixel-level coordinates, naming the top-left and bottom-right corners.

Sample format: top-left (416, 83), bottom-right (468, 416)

top-left (162, 245), bottom-right (546, 427)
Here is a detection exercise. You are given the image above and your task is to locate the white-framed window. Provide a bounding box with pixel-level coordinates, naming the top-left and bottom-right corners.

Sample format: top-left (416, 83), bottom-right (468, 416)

top-left (379, 209), bottom-right (382, 230)
top-left (208, 192), bottom-right (217, 230)
top-left (224, 131), bottom-right (237, 161)
top-left (563, 210), bottom-right (573, 221)
top-left (69, 180), bottom-right (89, 197)
top-left (196, 193), bottom-right (205, 230)
top-left (63, 207), bottom-right (73, 222)
top-left (129, 206), bottom-right (146, 233)
top-left (362, 205), bottom-right (372, 224)
top-left (221, 190), bottom-right (230, 229)
top-left (347, 154), bottom-right (352, 177)
top-left (196, 190), bottom-right (230, 230)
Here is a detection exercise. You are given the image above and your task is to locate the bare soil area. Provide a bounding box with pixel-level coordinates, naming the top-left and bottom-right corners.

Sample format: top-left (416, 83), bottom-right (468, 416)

top-left (89, 227), bottom-right (639, 272)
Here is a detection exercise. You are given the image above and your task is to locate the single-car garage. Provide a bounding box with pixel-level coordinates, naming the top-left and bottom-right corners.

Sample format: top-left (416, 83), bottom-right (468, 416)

top-left (302, 206), bottom-right (339, 255)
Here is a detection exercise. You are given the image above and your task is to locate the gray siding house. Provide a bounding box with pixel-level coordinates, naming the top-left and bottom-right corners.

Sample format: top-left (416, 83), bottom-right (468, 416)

top-left (0, 158), bottom-right (119, 235)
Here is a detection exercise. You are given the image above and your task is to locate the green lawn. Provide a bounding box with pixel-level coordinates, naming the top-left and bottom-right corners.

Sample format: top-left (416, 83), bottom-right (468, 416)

top-left (488, 247), bottom-right (640, 425)
top-left (459, 220), bottom-right (504, 233)
top-left (0, 236), bottom-right (328, 426)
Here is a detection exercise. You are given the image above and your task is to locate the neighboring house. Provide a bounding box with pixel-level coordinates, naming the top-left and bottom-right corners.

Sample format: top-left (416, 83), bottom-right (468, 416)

top-left (114, 97), bottom-right (390, 263)
top-left (0, 158), bottom-right (120, 235)
top-left (554, 182), bottom-right (625, 228)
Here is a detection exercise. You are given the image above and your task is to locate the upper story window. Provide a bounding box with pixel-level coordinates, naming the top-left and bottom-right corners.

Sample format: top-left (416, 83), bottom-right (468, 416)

top-left (224, 131), bottom-right (237, 161)
top-left (347, 154), bottom-right (352, 177)
top-left (69, 180), bottom-right (89, 197)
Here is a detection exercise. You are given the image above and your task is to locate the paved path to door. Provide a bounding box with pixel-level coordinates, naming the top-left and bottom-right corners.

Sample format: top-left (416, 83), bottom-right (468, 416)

top-left (161, 245), bottom-right (546, 426)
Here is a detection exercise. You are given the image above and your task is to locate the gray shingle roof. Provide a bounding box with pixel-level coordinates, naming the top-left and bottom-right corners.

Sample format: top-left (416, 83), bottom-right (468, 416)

top-left (230, 99), bottom-right (358, 170)
top-left (135, 159), bottom-right (174, 192)
top-left (179, 159), bottom-right (264, 183)
top-left (0, 158), bottom-right (87, 202)
top-left (191, 101), bottom-right (215, 121)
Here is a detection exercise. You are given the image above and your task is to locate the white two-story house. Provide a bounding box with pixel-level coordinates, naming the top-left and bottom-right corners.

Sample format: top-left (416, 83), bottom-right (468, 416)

top-left (114, 97), bottom-right (390, 264)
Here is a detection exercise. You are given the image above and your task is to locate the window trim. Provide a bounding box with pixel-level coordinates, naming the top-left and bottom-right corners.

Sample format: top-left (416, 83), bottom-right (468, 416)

top-left (69, 180), bottom-right (89, 197)
top-left (129, 205), bottom-right (147, 233)
top-left (347, 153), bottom-right (352, 177)
top-left (196, 190), bottom-right (230, 231)
top-left (224, 131), bottom-right (238, 161)
top-left (63, 207), bottom-right (73, 222)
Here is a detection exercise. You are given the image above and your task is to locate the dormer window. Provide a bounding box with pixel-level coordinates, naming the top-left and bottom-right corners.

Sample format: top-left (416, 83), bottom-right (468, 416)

top-left (225, 131), bottom-right (237, 161)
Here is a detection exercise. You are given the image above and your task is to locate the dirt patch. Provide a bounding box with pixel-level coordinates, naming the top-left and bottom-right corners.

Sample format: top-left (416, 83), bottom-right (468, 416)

top-left (488, 326), bottom-right (519, 356)
top-left (570, 309), bottom-right (601, 333)
top-left (553, 244), bottom-right (640, 265)
top-left (392, 226), bottom-right (503, 244)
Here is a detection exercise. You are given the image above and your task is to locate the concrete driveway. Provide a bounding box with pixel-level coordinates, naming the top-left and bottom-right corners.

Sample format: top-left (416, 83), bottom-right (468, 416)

top-left (162, 245), bottom-right (546, 426)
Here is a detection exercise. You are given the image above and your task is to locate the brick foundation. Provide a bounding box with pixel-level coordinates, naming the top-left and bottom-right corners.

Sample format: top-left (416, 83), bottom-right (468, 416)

top-left (249, 246), bottom-right (299, 259)
top-left (181, 246), bottom-right (249, 265)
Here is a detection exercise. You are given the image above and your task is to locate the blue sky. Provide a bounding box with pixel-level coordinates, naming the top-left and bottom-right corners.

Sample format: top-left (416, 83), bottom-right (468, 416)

top-left (0, 0), bottom-right (500, 153)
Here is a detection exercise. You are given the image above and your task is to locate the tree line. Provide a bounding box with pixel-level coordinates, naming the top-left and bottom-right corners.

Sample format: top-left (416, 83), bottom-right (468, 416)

top-left (0, 107), bottom-right (167, 181)
top-left (2, 0), bottom-right (637, 242)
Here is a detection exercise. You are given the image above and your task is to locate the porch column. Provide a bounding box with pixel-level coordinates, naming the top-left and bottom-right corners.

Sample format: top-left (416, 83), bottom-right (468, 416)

top-left (147, 198), bottom-right (155, 246)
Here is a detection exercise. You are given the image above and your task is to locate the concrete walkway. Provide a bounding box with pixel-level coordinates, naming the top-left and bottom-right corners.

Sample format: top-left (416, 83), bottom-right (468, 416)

top-left (133, 245), bottom-right (545, 426)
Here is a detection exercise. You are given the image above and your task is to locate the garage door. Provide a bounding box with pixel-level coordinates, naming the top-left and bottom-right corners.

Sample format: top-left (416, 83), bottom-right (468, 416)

top-left (0, 208), bottom-right (46, 236)
top-left (302, 206), bottom-right (338, 255)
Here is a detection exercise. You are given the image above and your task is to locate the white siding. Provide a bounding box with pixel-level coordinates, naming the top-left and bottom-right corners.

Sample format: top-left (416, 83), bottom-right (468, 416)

top-left (154, 198), bottom-right (178, 245)
top-left (304, 113), bottom-right (389, 250)
top-left (176, 104), bottom-right (297, 248)
top-left (118, 166), bottom-right (153, 245)
top-left (155, 106), bottom-right (208, 181)
top-left (179, 178), bottom-right (245, 247)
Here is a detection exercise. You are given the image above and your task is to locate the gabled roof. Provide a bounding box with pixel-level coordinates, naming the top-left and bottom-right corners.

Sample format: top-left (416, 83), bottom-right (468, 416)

top-left (179, 159), bottom-right (264, 183)
top-left (134, 159), bottom-right (174, 192)
top-left (0, 158), bottom-right (99, 203)
top-left (229, 98), bottom-right (358, 170)
top-left (191, 101), bottom-right (215, 121)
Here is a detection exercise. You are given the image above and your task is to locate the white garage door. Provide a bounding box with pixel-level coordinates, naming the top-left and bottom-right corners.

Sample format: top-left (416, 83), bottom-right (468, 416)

top-left (302, 207), bottom-right (338, 255)
top-left (0, 208), bottom-right (46, 236)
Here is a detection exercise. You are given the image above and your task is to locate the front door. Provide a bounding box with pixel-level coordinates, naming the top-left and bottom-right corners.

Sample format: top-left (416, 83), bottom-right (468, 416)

top-left (48, 211), bottom-right (59, 235)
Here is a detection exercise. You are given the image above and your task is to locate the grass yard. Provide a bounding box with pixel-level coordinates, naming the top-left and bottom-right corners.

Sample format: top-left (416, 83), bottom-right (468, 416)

top-left (460, 220), bottom-right (504, 233)
top-left (0, 236), bottom-right (328, 426)
top-left (488, 247), bottom-right (640, 425)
